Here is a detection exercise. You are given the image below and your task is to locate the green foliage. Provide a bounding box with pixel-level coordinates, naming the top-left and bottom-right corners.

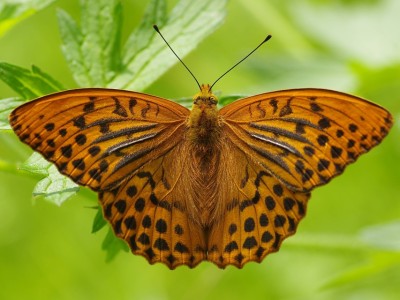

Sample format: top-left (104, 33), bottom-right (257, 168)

top-left (92, 206), bottom-right (107, 233)
top-left (0, 63), bottom-right (64, 99)
top-left (109, 0), bottom-right (227, 91)
top-left (0, 96), bottom-right (23, 129)
top-left (57, 0), bottom-right (124, 87)
top-left (0, 0), bottom-right (55, 37)
top-left (176, 94), bottom-right (243, 109)
top-left (0, 63), bottom-right (64, 129)
top-left (19, 153), bottom-right (78, 206)
top-left (57, 0), bottom-right (227, 90)
top-left (101, 227), bottom-right (130, 262)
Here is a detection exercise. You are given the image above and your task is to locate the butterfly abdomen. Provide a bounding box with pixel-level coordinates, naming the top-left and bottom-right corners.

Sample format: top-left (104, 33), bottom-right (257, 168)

top-left (186, 110), bottom-right (222, 226)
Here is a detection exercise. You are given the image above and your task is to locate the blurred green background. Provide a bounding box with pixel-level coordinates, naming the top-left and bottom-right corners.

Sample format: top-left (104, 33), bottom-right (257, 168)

top-left (1, 0), bottom-right (399, 299)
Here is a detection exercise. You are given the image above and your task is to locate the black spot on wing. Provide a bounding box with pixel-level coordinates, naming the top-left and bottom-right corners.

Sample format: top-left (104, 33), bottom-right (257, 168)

top-left (112, 97), bottom-right (128, 117)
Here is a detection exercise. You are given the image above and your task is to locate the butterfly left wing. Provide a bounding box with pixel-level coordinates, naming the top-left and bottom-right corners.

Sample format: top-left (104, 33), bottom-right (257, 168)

top-left (10, 89), bottom-right (208, 268)
top-left (219, 88), bottom-right (392, 193)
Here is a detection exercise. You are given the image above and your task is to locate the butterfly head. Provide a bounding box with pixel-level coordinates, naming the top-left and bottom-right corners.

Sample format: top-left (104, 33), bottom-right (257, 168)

top-left (193, 84), bottom-right (218, 108)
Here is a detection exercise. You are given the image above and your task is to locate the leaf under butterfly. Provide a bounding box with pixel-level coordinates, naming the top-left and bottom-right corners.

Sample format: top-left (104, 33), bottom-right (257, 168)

top-left (92, 206), bottom-right (107, 233)
top-left (101, 226), bottom-right (129, 262)
top-left (19, 152), bottom-right (79, 206)
top-left (0, 97), bottom-right (24, 130)
top-left (175, 94), bottom-right (243, 109)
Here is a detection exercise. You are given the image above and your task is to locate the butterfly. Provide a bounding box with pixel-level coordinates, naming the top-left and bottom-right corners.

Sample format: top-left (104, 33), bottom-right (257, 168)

top-left (9, 83), bottom-right (392, 269)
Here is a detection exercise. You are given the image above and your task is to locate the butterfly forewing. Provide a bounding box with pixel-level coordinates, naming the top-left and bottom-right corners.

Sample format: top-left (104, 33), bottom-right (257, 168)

top-left (10, 89), bottom-right (189, 191)
top-left (220, 89), bottom-right (393, 192)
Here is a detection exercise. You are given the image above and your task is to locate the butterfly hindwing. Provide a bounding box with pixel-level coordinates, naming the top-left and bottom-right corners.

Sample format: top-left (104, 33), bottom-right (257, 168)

top-left (207, 138), bottom-right (310, 268)
top-left (99, 143), bottom-right (206, 269)
top-left (220, 88), bottom-right (393, 192)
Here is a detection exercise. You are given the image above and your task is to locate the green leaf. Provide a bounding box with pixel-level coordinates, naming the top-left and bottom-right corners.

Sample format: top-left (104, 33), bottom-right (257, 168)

top-left (58, 0), bottom-right (227, 90)
top-left (218, 95), bottom-right (245, 107)
top-left (0, 0), bottom-right (55, 38)
top-left (0, 63), bottom-right (64, 99)
top-left (101, 227), bottom-right (129, 262)
top-left (32, 166), bottom-right (79, 206)
top-left (175, 94), bottom-right (243, 109)
top-left (57, 0), bottom-right (123, 87)
top-left (109, 0), bottom-right (227, 91)
top-left (92, 207), bottom-right (107, 233)
top-left (19, 152), bottom-right (50, 176)
top-left (19, 153), bottom-right (79, 206)
top-left (121, 0), bottom-right (167, 69)
top-left (0, 97), bottom-right (24, 129)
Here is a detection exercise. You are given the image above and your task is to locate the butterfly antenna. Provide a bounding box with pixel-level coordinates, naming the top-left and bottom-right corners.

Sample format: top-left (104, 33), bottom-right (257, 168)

top-left (209, 35), bottom-right (272, 91)
top-left (154, 25), bottom-right (201, 90)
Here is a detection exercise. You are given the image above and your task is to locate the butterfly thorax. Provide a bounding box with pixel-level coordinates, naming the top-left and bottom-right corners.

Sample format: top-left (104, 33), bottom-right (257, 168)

top-left (187, 84), bottom-right (221, 145)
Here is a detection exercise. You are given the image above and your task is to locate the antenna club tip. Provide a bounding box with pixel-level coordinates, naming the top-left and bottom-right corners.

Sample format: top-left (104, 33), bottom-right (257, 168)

top-left (264, 35), bottom-right (272, 42)
top-left (153, 24), bottom-right (160, 32)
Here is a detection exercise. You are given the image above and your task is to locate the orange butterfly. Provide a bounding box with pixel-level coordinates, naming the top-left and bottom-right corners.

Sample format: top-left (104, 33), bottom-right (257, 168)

top-left (9, 30), bottom-right (393, 269)
top-left (10, 84), bottom-right (392, 269)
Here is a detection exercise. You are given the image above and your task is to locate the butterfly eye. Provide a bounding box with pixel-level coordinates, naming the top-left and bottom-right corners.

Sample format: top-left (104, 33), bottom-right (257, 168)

top-left (209, 96), bottom-right (217, 105)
